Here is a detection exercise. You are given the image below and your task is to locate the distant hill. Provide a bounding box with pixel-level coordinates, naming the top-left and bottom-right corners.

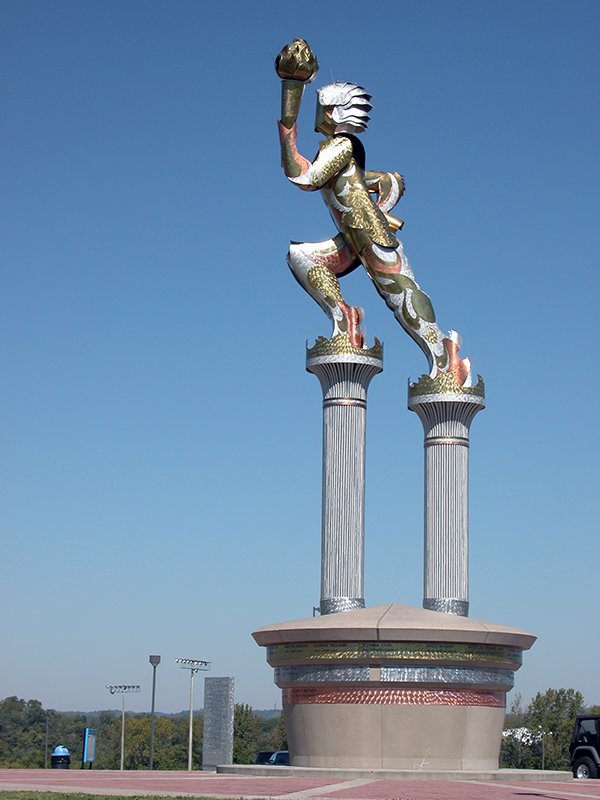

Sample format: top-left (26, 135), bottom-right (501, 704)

top-left (61, 708), bottom-right (281, 718)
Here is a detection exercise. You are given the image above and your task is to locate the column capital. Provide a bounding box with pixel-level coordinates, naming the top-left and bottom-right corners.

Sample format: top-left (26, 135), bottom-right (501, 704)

top-left (307, 337), bottom-right (383, 402)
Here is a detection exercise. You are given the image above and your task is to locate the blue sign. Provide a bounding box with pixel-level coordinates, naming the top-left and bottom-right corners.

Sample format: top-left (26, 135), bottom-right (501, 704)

top-left (83, 728), bottom-right (97, 764)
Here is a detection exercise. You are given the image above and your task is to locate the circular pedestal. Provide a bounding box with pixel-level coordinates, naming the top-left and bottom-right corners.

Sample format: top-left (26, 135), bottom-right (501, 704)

top-left (285, 702), bottom-right (505, 769)
top-left (253, 604), bottom-right (535, 770)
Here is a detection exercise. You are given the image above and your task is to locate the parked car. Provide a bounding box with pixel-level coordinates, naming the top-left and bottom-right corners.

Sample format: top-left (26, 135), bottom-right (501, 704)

top-left (266, 750), bottom-right (289, 765)
top-left (570, 715), bottom-right (600, 778)
top-left (254, 750), bottom-right (275, 764)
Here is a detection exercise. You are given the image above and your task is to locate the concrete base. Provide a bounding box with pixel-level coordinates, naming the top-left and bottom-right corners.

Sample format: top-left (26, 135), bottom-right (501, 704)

top-left (217, 765), bottom-right (571, 782)
top-left (253, 603), bottom-right (536, 772)
top-left (285, 702), bottom-right (505, 770)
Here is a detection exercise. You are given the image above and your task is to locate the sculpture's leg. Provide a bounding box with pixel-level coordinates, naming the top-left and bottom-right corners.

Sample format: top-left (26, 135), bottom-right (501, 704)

top-left (360, 241), bottom-right (471, 384)
top-left (287, 235), bottom-right (364, 347)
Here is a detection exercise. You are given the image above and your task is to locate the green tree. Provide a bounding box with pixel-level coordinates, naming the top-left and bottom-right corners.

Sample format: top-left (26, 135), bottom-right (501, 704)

top-left (501, 693), bottom-right (535, 769)
top-left (0, 697), bottom-right (48, 768)
top-left (123, 715), bottom-right (150, 769)
top-left (528, 687), bottom-right (585, 770)
top-left (151, 716), bottom-right (182, 770)
top-left (191, 713), bottom-right (203, 769)
top-left (502, 688), bottom-right (585, 770)
top-left (233, 704), bottom-right (261, 764)
top-left (256, 716), bottom-right (278, 752)
top-left (92, 711), bottom-right (121, 769)
top-left (273, 711), bottom-right (288, 751)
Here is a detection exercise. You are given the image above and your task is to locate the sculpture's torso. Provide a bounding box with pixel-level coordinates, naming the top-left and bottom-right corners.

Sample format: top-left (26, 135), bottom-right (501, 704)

top-left (317, 137), bottom-right (399, 254)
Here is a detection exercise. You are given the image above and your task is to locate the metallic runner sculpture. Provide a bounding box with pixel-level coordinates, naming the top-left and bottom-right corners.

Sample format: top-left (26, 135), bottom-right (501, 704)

top-left (276, 39), bottom-right (471, 386)
top-left (253, 39), bottom-right (536, 771)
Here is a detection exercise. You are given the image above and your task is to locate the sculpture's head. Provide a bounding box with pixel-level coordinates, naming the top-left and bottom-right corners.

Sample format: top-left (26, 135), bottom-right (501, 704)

top-left (315, 82), bottom-right (372, 136)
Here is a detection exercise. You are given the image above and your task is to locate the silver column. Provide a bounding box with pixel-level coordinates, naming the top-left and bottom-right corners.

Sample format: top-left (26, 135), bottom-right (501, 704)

top-left (408, 376), bottom-right (485, 617)
top-left (307, 338), bottom-right (383, 615)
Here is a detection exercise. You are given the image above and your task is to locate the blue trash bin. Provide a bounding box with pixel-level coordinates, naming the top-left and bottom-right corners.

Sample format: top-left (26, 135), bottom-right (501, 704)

top-left (51, 745), bottom-right (70, 769)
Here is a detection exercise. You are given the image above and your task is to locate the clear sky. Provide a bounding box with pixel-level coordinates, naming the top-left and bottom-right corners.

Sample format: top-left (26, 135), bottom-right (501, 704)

top-left (2, 0), bottom-right (599, 716)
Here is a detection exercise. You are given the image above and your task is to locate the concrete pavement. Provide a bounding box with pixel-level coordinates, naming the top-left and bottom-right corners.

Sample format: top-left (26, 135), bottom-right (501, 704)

top-left (0, 768), bottom-right (598, 799)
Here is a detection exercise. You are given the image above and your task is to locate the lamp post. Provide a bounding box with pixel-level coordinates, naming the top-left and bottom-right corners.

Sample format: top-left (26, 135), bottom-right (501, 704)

top-left (44, 709), bottom-right (49, 769)
top-left (106, 685), bottom-right (141, 770)
top-left (148, 656), bottom-right (161, 770)
top-left (175, 658), bottom-right (210, 771)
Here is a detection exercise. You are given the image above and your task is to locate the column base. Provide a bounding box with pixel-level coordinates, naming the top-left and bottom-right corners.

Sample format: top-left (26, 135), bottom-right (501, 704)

top-left (423, 598), bottom-right (469, 616)
top-left (320, 597), bottom-right (365, 615)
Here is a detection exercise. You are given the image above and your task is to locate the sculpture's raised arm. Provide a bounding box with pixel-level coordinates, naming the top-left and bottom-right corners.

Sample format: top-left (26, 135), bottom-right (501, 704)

top-left (276, 39), bottom-right (323, 187)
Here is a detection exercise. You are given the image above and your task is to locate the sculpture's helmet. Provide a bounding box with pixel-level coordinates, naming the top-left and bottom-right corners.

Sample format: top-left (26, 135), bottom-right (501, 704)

top-left (315, 82), bottom-right (372, 135)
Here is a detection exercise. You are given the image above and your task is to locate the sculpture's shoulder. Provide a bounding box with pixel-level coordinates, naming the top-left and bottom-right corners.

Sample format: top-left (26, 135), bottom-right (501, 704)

top-left (310, 136), bottom-right (354, 187)
top-left (318, 135), bottom-right (354, 157)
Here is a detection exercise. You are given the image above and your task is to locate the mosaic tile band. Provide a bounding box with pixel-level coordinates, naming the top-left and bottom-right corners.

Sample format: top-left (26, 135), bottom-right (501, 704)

top-left (266, 641), bottom-right (523, 666)
top-left (282, 686), bottom-right (506, 707)
top-left (274, 664), bottom-right (513, 688)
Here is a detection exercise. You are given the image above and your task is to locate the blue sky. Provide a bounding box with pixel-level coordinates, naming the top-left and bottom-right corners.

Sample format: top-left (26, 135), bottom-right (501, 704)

top-left (2, 0), bottom-right (599, 715)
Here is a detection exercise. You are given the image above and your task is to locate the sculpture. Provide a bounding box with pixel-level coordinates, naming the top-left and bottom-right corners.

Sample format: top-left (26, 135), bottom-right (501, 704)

top-left (276, 39), bottom-right (471, 385)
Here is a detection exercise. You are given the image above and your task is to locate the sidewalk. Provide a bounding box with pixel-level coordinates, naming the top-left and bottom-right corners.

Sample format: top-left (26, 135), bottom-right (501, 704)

top-left (0, 768), bottom-right (597, 799)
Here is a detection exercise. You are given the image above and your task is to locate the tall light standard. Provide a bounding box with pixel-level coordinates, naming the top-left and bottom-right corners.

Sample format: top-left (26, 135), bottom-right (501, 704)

top-left (175, 658), bottom-right (210, 771)
top-left (148, 656), bottom-right (161, 770)
top-left (44, 709), bottom-right (49, 769)
top-left (106, 685), bottom-right (141, 770)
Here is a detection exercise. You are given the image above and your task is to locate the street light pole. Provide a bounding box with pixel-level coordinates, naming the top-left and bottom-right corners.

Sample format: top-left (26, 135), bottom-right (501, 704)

top-left (44, 709), bottom-right (49, 769)
top-left (175, 658), bottom-right (210, 771)
top-left (106, 685), bottom-right (141, 770)
top-left (149, 656), bottom-right (161, 770)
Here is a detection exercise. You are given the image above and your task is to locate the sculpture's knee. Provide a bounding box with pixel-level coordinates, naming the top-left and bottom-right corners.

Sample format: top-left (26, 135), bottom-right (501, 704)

top-left (287, 242), bottom-right (313, 286)
top-left (307, 264), bottom-right (343, 305)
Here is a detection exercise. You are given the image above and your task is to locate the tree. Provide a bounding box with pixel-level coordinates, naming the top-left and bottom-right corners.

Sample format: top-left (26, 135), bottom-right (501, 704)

top-left (123, 716), bottom-right (150, 769)
top-left (191, 714), bottom-right (203, 769)
top-left (233, 704), bottom-right (261, 764)
top-left (501, 688), bottom-right (585, 770)
top-left (501, 693), bottom-right (534, 769)
top-left (0, 697), bottom-right (48, 768)
top-left (273, 711), bottom-right (287, 751)
top-left (528, 687), bottom-right (585, 770)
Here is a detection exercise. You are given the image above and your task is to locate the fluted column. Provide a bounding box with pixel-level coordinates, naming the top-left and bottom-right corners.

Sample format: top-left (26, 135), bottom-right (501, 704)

top-left (306, 338), bottom-right (383, 615)
top-left (408, 374), bottom-right (485, 617)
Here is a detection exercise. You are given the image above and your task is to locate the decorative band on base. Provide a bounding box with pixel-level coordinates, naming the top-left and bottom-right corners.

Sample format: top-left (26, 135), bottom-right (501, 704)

top-left (274, 664), bottom-right (513, 690)
top-left (320, 597), bottom-right (365, 615)
top-left (282, 686), bottom-right (506, 707)
top-left (424, 598), bottom-right (469, 617)
top-left (266, 641), bottom-right (523, 667)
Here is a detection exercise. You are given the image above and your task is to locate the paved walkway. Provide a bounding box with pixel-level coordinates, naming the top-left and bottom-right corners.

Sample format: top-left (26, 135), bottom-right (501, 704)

top-left (0, 769), bottom-right (598, 799)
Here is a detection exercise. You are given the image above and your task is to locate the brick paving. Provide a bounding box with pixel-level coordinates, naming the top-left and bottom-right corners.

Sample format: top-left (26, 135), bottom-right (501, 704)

top-left (1, 769), bottom-right (600, 799)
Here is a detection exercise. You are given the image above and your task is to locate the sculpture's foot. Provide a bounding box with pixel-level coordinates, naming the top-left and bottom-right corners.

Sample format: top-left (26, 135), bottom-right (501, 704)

top-left (337, 302), bottom-right (364, 348)
top-left (441, 331), bottom-right (471, 387)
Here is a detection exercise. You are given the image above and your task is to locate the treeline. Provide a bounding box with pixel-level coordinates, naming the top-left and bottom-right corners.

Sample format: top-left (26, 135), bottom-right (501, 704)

top-left (5, 689), bottom-right (595, 772)
top-left (501, 688), bottom-right (599, 770)
top-left (0, 697), bottom-right (286, 769)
